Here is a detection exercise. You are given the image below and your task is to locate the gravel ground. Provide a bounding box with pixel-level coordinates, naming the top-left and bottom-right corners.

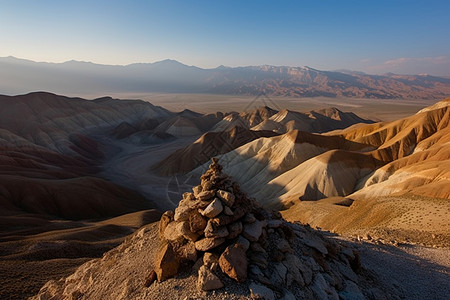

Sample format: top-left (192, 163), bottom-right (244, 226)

top-left (340, 238), bottom-right (450, 300)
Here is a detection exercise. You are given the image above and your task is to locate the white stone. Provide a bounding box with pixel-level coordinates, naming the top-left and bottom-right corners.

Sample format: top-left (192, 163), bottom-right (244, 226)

top-left (200, 198), bottom-right (223, 218)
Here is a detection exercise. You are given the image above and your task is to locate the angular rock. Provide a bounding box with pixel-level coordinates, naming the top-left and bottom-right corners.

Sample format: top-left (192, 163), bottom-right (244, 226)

top-left (249, 282), bottom-right (275, 300)
top-left (243, 220), bottom-right (264, 242)
top-left (197, 265), bottom-right (224, 291)
top-left (192, 185), bottom-right (203, 197)
top-left (197, 190), bottom-right (215, 201)
top-left (270, 262), bottom-right (287, 286)
top-left (339, 280), bottom-right (365, 300)
top-left (143, 270), bottom-right (157, 287)
top-left (176, 241), bottom-right (198, 262)
top-left (282, 254), bottom-right (304, 286)
top-left (189, 210), bottom-right (207, 233)
top-left (337, 262), bottom-right (358, 283)
top-left (217, 189), bottom-right (235, 207)
top-left (249, 252), bottom-right (269, 269)
top-left (200, 198), bottom-right (223, 218)
top-left (304, 236), bottom-right (328, 255)
top-left (174, 205), bottom-right (192, 222)
top-left (203, 252), bottom-right (219, 270)
top-left (211, 206), bottom-right (247, 226)
top-left (275, 262), bottom-right (288, 281)
top-left (205, 222), bottom-right (229, 238)
top-left (219, 243), bottom-right (248, 282)
top-left (227, 221), bottom-right (243, 239)
top-left (267, 219), bottom-right (283, 228)
top-left (223, 206), bottom-right (234, 216)
top-left (163, 221), bottom-right (184, 243)
top-left (154, 243), bottom-right (179, 282)
top-left (285, 253), bottom-right (312, 285)
top-left (194, 237), bottom-right (225, 252)
top-left (311, 273), bottom-right (339, 300)
top-left (236, 235), bottom-right (250, 251)
top-left (250, 242), bottom-right (266, 253)
top-left (280, 290), bottom-right (296, 300)
top-left (158, 210), bottom-right (174, 239)
top-left (177, 221), bottom-right (200, 242)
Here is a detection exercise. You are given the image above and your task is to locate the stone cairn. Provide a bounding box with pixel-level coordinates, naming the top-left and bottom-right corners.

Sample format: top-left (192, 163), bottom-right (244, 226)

top-left (150, 158), bottom-right (369, 299)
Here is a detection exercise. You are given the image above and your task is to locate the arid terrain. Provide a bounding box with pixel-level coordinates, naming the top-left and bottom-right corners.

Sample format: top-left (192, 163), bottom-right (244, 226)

top-left (0, 92), bottom-right (449, 299)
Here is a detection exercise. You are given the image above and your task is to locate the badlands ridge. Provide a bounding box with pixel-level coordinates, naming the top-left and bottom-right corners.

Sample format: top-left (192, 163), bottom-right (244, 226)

top-left (0, 92), bottom-right (448, 298)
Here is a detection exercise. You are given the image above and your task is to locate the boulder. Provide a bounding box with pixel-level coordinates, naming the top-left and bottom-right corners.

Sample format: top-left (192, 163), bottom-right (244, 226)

top-left (163, 221), bottom-right (185, 243)
top-left (174, 205), bottom-right (192, 222)
top-left (219, 243), bottom-right (248, 282)
top-left (311, 273), bottom-right (339, 300)
top-left (227, 221), bottom-right (243, 239)
top-left (154, 243), bottom-right (180, 282)
top-left (205, 221), bottom-right (229, 239)
top-left (243, 220), bottom-right (264, 242)
top-left (249, 282), bottom-right (275, 300)
top-left (197, 265), bottom-right (224, 291)
top-left (195, 237), bottom-right (226, 251)
top-left (189, 210), bottom-right (207, 233)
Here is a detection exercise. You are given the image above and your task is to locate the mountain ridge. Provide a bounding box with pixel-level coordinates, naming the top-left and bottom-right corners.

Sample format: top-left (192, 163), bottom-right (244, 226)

top-left (2, 56), bottom-right (450, 99)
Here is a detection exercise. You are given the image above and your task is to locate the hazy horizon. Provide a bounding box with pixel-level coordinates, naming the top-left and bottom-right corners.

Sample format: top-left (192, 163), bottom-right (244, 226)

top-left (1, 0), bottom-right (449, 76)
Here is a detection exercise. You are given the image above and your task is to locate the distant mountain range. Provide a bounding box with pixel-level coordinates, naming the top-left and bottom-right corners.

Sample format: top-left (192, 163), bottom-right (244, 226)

top-left (1, 56), bottom-right (450, 99)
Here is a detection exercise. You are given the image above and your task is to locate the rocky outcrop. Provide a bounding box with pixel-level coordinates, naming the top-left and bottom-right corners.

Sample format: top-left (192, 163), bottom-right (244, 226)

top-left (151, 158), bottom-right (378, 298)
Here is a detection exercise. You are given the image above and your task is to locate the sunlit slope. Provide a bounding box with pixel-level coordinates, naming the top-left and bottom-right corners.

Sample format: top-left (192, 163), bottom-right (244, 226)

top-left (193, 99), bottom-right (450, 206)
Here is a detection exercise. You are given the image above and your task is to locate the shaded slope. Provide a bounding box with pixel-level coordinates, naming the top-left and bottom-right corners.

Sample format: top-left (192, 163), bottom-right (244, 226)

top-left (154, 126), bottom-right (279, 175)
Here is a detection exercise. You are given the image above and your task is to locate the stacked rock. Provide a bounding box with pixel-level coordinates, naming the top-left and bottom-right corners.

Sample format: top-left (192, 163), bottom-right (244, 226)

top-left (154, 158), bottom-right (368, 299)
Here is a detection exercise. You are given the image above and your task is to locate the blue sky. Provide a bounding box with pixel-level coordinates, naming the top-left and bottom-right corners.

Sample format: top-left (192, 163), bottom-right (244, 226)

top-left (1, 0), bottom-right (449, 75)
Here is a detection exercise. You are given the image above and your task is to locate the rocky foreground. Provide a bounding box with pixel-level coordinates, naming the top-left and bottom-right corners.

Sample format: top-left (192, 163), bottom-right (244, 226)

top-left (32, 159), bottom-right (399, 299)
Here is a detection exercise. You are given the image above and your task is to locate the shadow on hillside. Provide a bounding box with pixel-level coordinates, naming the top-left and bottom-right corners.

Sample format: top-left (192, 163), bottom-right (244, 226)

top-left (327, 234), bottom-right (450, 299)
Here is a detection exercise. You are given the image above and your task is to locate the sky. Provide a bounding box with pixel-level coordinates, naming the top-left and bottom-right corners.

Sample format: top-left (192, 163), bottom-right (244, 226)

top-left (1, 0), bottom-right (450, 76)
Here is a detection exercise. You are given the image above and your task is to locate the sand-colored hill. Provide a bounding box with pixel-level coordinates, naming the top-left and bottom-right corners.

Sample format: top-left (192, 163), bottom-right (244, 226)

top-left (198, 99), bottom-right (450, 204)
top-left (211, 106), bottom-right (278, 132)
top-left (252, 107), bottom-right (372, 134)
top-left (213, 106), bottom-right (373, 134)
top-left (190, 130), bottom-right (375, 207)
top-left (181, 99), bottom-right (450, 247)
top-left (154, 126), bottom-right (279, 175)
